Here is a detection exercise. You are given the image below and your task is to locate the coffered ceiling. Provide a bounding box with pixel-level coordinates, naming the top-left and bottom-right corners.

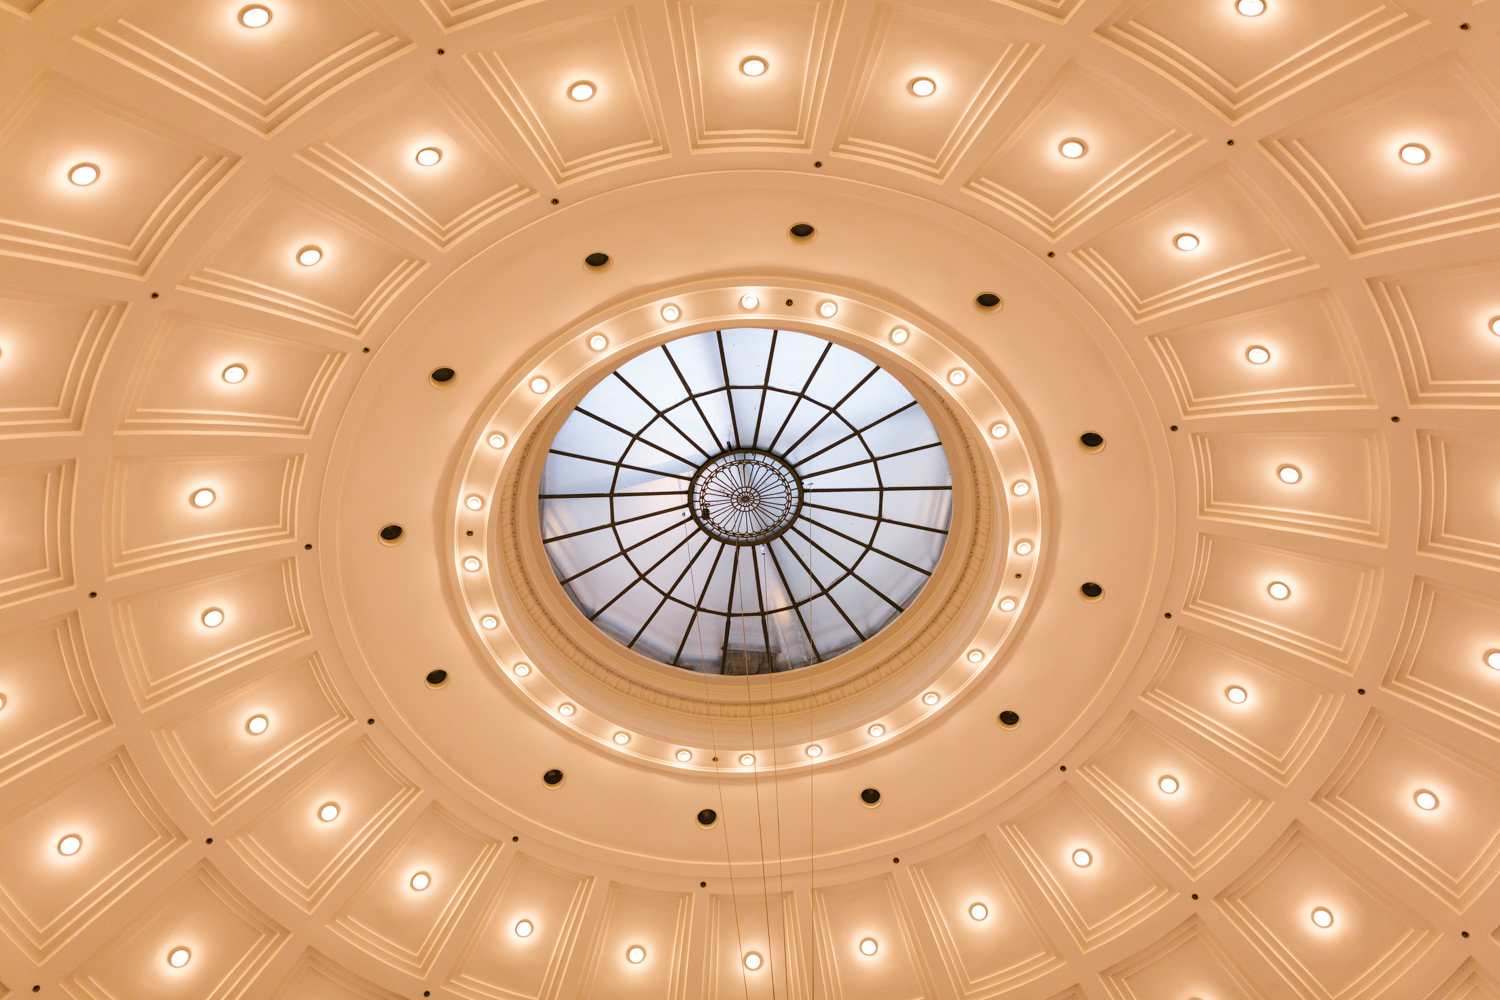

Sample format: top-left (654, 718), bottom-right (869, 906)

top-left (1, 0), bottom-right (1499, 999)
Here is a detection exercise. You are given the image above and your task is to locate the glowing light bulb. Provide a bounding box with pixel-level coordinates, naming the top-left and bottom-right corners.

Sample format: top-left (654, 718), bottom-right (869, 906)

top-left (818, 300), bottom-right (838, 318)
top-left (569, 81), bottom-right (595, 101)
top-left (744, 952), bottom-right (763, 970)
top-left (463, 556), bottom-right (482, 571)
top-left (1015, 540), bottom-right (1032, 555)
top-left (676, 749), bottom-right (692, 762)
top-left (661, 304), bottom-right (681, 322)
top-left (465, 495), bottom-right (485, 510)
top-left (168, 948), bottom-right (191, 968)
top-left (1158, 775), bottom-right (1179, 794)
top-left (1225, 685), bottom-right (1248, 704)
top-left (1487, 650), bottom-right (1500, 670)
top-left (909, 77), bottom-right (936, 97)
top-left (1399, 143), bottom-right (1429, 165)
top-left (739, 753), bottom-right (756, 766)
top-left (1236, 0), bottom-right (1265, 15)
top-left (868, 724), bottom-right (885, 737)
top-left (1414, 789), bottom-right (1438, 810)
top-left (481, 615), bottom-right (499, 630)
top-left (238, 4), bottom-right (271, 27)
top-left (1311, 907), bottom-right (1333, 928)
top-left (201, 608), bottom-right (224, 627)
top-left (998, 597), bottom-right (1017, 612)
top-left (1011, 481), bottom-right (1030, 496)
top-left (530, 377), bottom-right (549, 393)
top-left (558, 703), bottom-right (575, 716)
top-left (948, 369), bottom-right (968, 386)
top-left (1278, 465), bottom-right (1301, 484)
top-left (967, 650), bottom-right (984, 663)
top-left (246, 714), bottom-right (269, 735)
top-left (297, 246), bottom-right (322, 266)
top-left (415, 147), bottom-right (442, 166)
top-left (589, 333), bottom-right (608, 350)
top-left (969, 902), bottom-right (987, 920)
top-left (740, 293), bottom-right (759, 310)
top-left (512, 662), bottom-right (530, 676)
top-left (318, 802), bottom-right (340, 822)
top-left (613, 732), bottom-right (630, 745)
top-left (990, 422), bottom-right (1009, 438)
top-left (740, 57), bottom-right (767, 76)
top-left (626, 945), bottom-right (646, 964)
top-left (1267, 581), bottom-right (1290, 600)
top-left (1071, 849), bottom-right (1092, 867)
top-left (190, 488), bottom-right (215, 508)
top-left (58, 834), bottom-right (82, 855)
top-left (923, 691), bottom-right (940, 706)
top-left (68, 163), bottom-right (99, 186)
top-left (859, 938), bottom-right (878, 956)
top-left (411, 871), bottom-right (431, 890)
top-left (222, 364), bottom-right (247, 383)
top-left (806, 745), bottom-right (822, 757)
top-left (1246, 345), bottom-right (1271, 364)
top-left (515, 919), bottom-right (533, 937)
top-left (890, 328), bottom-right (909, 344)
top-left (1058, 139), bottom-right (1086, 159)
top-left (488, 432), bottom-right (507, 449)
top-left (1174, 233), bottom-right (1200, 252)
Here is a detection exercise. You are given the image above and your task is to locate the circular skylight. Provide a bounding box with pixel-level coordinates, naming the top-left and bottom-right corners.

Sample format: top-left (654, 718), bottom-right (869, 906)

top-left (539, 328), bottom-right (953, 673)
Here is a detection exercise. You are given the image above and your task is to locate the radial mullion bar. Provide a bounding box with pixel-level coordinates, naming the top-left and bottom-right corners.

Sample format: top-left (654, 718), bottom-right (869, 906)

top-left (674, 540), bottom-right (729, 665)
top-left (797, 511), bottom-right (935, 578)
top-left (766, 542), bottom-right (823, 662)
top-left (784, 520), bottom-right (904, 613)
top-left (798, 440), bottom-right (945, 479)
top-left (800, 502), bottom-right (948, 534)
top-left (544, 502), bottom-right (688, 544)
top-left (573, 405), bottom-right (705, 470)
top-left (793, 400), bottom-right (919, 467)
top-left (548, 449), bottom-right (696, 481)
top-left (610, 371), bottom-right (718, 461)
top-left (628, 530), bottom-right (713, 648)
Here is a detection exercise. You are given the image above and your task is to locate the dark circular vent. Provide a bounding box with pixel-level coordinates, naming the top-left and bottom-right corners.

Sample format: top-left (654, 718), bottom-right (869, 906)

top-left (584, 252), bottom-right (610, 268)
top-left (542, 769), bottom-right (564, 786)
top-left (425, 669), bottom-right (448, 687)
top-left (788, 222), bottom-right (816, 241)
top-left (1080, 582), bottom-right (1104, 599)
top-left (379, 524), bottom-right (403, 542)
top-left (860, 788), bottom-right (881, 805)
top-left (430, 367), bottom-right (455, 383)
top-left (975, 292), bottom-right (1001, 309)
top-left (696, 808), bottom-right (717, 827)
top-left (1080, 432), bottom-right (1104, 448)
top-left (998, 710), bottom-right (1020, 728)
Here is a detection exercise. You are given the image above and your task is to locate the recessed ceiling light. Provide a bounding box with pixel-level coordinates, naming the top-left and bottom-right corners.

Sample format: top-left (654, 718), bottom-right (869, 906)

top-left (512, 662), bottom-right (530, 676)
top-left (481, 615), bottom-right (499, 630)
top-left (868, 724), bottom-right (885, 737)
top-left (488, 432), bottom-right (507, 448)
top-left (168, 947), bottom-right (191, 968)
top-left (890, 327), bottom-right (909, 344)
top-left (297, 245), bottom-right (322, 266)
top-left (1486, 650), bottom-right (1500, 670)
top-left (739, 753), bottom-right (755, 766)
top-left (1058, 138), bottom-right (1087, 159)
top-left (1414, 789), bottom-right (1438, 810)
top-left (990, 422), bottom-right (1009, 438)
top-left (661, 303), bottom-right (681, 322)
top-left (530, 377), bottom-right (549, 393)
top-left (190, 488), bottom-right (215, 508)
top-left (676, 749), bottom-right (692, 762)
top-left (1246, 345), bottom-right (1271, 364)
top-left (558, 703), bottom-right (575, 716)
top-left (909, 77), bottom-right (936, 97)
top-left (818, 300), bottom-right (838, 318)
top-left (948, 369), bottom-right (968, 386)
top-left (613, 732), bottom-right (630, 745)
top-left (1399, 143), bottom-right (1429, 165)
top-left (1071, 849), bottom-right (1092, 867)
top-left (201, 608), bottom-right (224, 628)
top-left (966, 650), bottom-right (984, 663)
top-left (969, 902), bottom-right (988, 920)
top-left (1311, 906), bottom-right (1334, 928)
top-left (569, 81), bottom-right (596, 101)
top-left (463, 556), bottom-right (482, 571)
top-left (740, 293), bottom-right (759, 310)
top-left (923, 691), bottom-right (940, 705)
top-left (415, 146), bottom-right (442, 166)
top-left (1489, 316), bottom-right (1500, 337)
top-left (222, 364), bottom-right (247, 383)
top-left (238, 3), bottom-right (271, 27)
top-left (1277, 465), bottom-right (1302, 484)
top-left (515, 919), bottom-right (534, 937)
top-left (1011, 481), bottom-right (1030, 496)
top-left (806, 744), bottom-right (822, 757)
top-left (1267, 581), bottom-right (1291, 600)
top-left (1158, 775), bottom-right (1179, 794)
top-left (1173, 233), bottom-right (1200, 251)
top-left (626, 945), bottom-right (646, 964)
top-left (0, 694), bottom-right (6, 710)
top-left (859, 937), bottom-right (878, 956)
top-left (589, 333), bottom-right (608, 350)
top-left (318, 802), bottom-right (340, 822)
top-left (1225, 685), bottom-right (1248, 704)
top-left (1015, 540), bottom-right (1033, 555)
top-left (410, 871), bottom-right (431, 890)
top-left (465, 495), bottom-right (485, 511)
top-left (740, 56), bottom-right (767, 76)
top-left (58, 834), bottom-right (82, 855)
top-left (1236, 0), bottom-right (1265, 14)
top-left (743, 952), bottom-right (763, 970)
top-left (246, 714), bottom-right (269, 735)
top-left (998, 597), bottom-right (1017, 612)
top-left (68, 163), bottom-right (99, 186)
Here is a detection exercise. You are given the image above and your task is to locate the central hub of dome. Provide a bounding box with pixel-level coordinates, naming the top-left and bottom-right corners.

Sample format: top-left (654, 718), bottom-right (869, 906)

top-left (689, 449), bottom-right (801, 544)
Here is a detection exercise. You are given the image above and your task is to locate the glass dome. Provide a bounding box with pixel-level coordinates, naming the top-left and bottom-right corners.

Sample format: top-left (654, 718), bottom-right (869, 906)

top-left (538, 328), bottom-right (952, 673)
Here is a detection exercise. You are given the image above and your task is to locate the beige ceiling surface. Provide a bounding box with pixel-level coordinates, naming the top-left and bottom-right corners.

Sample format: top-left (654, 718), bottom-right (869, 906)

top-left (2, 0), bottom-right (1500, 998)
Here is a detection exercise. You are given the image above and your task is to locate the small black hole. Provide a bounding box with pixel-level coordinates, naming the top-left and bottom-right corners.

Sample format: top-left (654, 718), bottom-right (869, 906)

top-left (1358, 688), bottom-right (1366, 695)
top-left (585, 252), bottom-right (610, 268)
top-left (1460, 22), bottom-right (1470, 29)
top-left (304, 543), bottom-right (312, 550)
top-left (368, 718), bottom-right (375, 724)
top-left (1170, 424), bottom-right (1179, 431)
top-left (1192, 893), bottom-right (1198, 900)
top-left (1226, 139), bottom-right (1235, 146)
top-left (1059, 765), bottom-right (1067, 771)
top-left (697, 809), bottom-right (717, 826)
top-left (551, 198), bottom-right (559, 205)
top-left (789, 223), bottom-right (815, 238)
top-left (512, 835), bottom-right (519, 842)
top-left (362, 347), bottom-right (370, 353)
top-left (786, 299), bottom-right (793, 306)
top-left (700, 881), bottom-right (707, 887)
top-left (380, 524), bottom-right (403, 541)
top-left (543, 769), bottom-right (564, 785)
top-left (1080, 432), bottom-right (1104, 448)
top-left (976, 292), bottom-right (1001, 308)
top-left (814, 160), bottom-right (822, 168)
top-left (892, 857), bottom-right (899, 863)
top-left (1080, 582), bottom-right (1103, 598)
top-left (436, 48), bottom-right (444, 54)
top-left (34, 987), bottom-right (40, 993)
top-left (1462, 930), bottom-right (1470, 937)
top-left (861, 788), bottom-right (881, 805)
top-left (205, 837), bottom-right (213, 844)
top-left (998, 710), bottom-right (1020, 727)
top-left (150, 291), bottom-right (159, 299)
top-left (89, 591), bottom-right (96, 598)
top-left (426, 669), bottom-right (448, 686)
top-left (1047, 251), bottom-right (1055, 257)
top-left (467, 530), bottom-right (473, 536)
top-left (431, 366), bottom-right (455, 383)
top-left (1391, 415), bottom-right (1401, 422)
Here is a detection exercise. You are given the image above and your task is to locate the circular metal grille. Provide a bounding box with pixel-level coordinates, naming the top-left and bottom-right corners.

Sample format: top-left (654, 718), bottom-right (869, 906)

top-left (690, 450), bottom-right (801, 544)
top-left (539, 328), bottom-right (952, 673)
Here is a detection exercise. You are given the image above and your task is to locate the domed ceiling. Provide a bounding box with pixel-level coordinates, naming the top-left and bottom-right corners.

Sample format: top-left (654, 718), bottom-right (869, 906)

top-left (1, 0), bottom-right (1499, 997)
